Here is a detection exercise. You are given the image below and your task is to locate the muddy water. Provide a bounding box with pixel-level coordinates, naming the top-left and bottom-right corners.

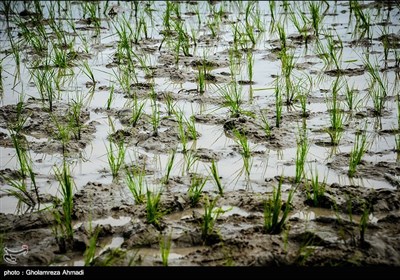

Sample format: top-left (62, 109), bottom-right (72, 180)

top-left (0, 1), bottom-right (399, 267)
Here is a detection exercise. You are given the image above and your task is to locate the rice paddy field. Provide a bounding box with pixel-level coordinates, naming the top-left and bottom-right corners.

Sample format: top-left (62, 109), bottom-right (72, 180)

top-left (0, 0), bottom-right (399, 267)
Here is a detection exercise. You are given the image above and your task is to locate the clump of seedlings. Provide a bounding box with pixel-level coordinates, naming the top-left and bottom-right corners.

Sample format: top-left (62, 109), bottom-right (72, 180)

top-left (106, 139), bottom-right (126, 179)
top-left (348, 128), bottom-right (368, 177)
top-left (145, 188), bottom-right (163, 229)
top-left (159, 232), bottom-right (172, 266)
top-left (263, 178), bottom-right (295, 234)
top-left (52, 160), bottom-right (75, 253)
top-left (125, 166), bottom-right (146, 204)
top-left (210, 159), bottom-right (224, 196)
top-left (306, 165), bottom-right (327, 207)
top-left (295, 129), bottom-right (309, 184)
top-left (201, 195), bottom-right (229, 243)
top-left (188, 175), bottom-right (207, 207)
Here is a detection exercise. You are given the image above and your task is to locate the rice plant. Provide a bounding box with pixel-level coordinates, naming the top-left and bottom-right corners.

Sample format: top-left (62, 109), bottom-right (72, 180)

top-left (201, 196), bottom-right (227, 242)
top-left (159, 232), bottom-right (172, 266)
top-left (129, 95), bottom-right (146, 127)
top-left (146, 189), bottom-right (163, 228)
top-left (0, 176), bottom-right (36, 213)
top-left (84, 225), bottom-right (101, 266)
top-left (348, 128), bottom-right (368, 177)
top-left (306, 166), bottom-right (326, 207)
top-left (263, 178), bottom-right (295, 234)
top-left (125, 167), bottom-right (146, 204)
top-left (68, 95), bottom-right (85, 141)
top-left (326, 77), bottom-right (345, 146)
top-left (106, 140), bottom-right (126, 179)
top-left (295, 131), bottom-right (309, 184)
top-left (162, 149), bottom-right (176, 185)
top-left (289, 6), bottom-right (311, 47)
top-left (259, 109), bottom-right (271, 138)
top-left (218, 82), bottom-right (251, 118)
top-left (275, 78), bottom-right (283, 128)
top-left (344, 81), bottom-right (362, 111)
top-left (210, 159), bottom-right (224, 196)
top-left (53, 160), bottom-right (75, 252)
top-left (280, 49), bottom-right (296, 105)
top-left (233, 129), bottom-right (252, 179)
top-left (246, 51), bottom-right (254, 83)
top-left (52, 115), bottom-right (71, 156)
top-left (352, 0), bottom-right (371, 39)
top-left (197, 65), bottom-right (206, 94)
top-left (150, 96), bottom-right (160, 137)
top-left (188, 175), bottom-right (207, 207)
top-left (308, 1), bottom-right (324, 38)
top-left (81, 60), bottom-right (96, 87)
top-left (175, 110), bottom-right (188, 153)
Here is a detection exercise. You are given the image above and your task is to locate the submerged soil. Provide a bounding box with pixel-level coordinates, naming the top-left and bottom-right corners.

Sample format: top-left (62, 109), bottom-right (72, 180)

top-left (0, 1), bottom-right (400, 268)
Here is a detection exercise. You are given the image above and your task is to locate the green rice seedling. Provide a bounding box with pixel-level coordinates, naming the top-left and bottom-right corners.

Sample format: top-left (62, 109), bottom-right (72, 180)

top-left (81, 60), bottom-right (96, 87)
top-left (197, 65), bottom-right (206, 94)
top-left (106, 140), bottom-right (126, 179)
top-left (9, 132), bottom-right (29, 178)
top-left (326, 77), bottom-right (345, 145)
top-left (275, 78), bottom-right (283, 128)
top-left (163, 1), bottom-right (172, 32)
top-left (326, 32), bottom-right (343, 71)
top-left (183, 150), bottom-right (198, 175)
top-left (348, 128), bottom-right (368, 177)
top-left (162, 149), bottom-right (176, 185)
top-left (344, 81), bottom-right (362, 111)
top-left (276, 23), bottom-right (287, 50)
top-left (130, 95), bottom-right (146, 127)
top-left (233, 129), bottom-right (252, 179)
top-left (259, 109), bottom-right (271, 138)
top-left (146, 188), bottom-right (163, 228)
top-left (31, 66), bottom-right (57, 112)
top-left (68, 95), bottom-right (85, 141)
top-left (159, 232), bottom-right (172, 266)
top-left (188, 175), bottom-right (207, 207)
top-left (125, 167), bottom-right (146, 204)
top-left (352, 0), bottom-right (371, 39)
top-left (269, 0), bottom-right (276, 22)
top-left (0, 176), bottom-right (36, 213)
top-left (84, 224), bottom-right (101, 266)
top-left (263, 178), bottom-right (295, 234)
top-left (217, 82), bottom-right (250, 118)
top-left (52, 115), bottom-right (71, 156)
top-left (280, 49), bottom-right (296, 105)
top-left (164, 92), bottom-right (176, 116)
top-left (233, 129), bottom-right (251, 159)
top-left (175, 110), bottom-right (188, 153)
top-left (295, 131), bottom-right (309, 184)
top-left (306, 166), bottom-right (327, 207)
top-left (53, 160), bottom-right (75, 252)
top-left (246, 51), bottom-right (254, 83)
top-left (201, 196), bottom-right (228, 242)
top-left (308, 1), bottom-right (324, 38)
top-left (289, 6), bottom-right (311, 47)
top-left (395, 134), bottom-right (400, 153)
top-left (150, 98), bottom-right (160, 137)
top-left (210, 159), bottom-right (224, 196)
top-left (368, 79), bottom-right (386, 117)
top-left (364, 57), bottom-right (387, 97)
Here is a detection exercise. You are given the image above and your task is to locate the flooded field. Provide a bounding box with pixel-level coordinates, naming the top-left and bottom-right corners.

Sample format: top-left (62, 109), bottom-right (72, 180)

top-left (0, 1), bottom-right (399, 266)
